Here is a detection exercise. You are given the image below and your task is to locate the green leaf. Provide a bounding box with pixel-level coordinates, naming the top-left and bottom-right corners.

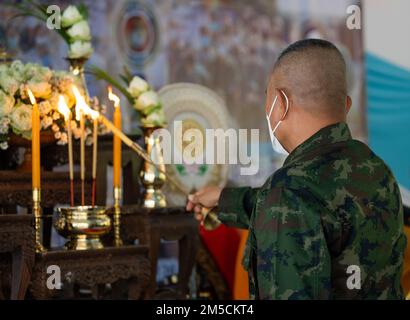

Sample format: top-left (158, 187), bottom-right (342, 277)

top-left (142, 104), bottom-right (161, 116)
top-left (119, 74), bottom-right (131, 87)
top-left (77, 3), bottom-right (89, 19)
top-left (122, 66), bottom-right (134, 83)
top-left (86, 65), bottom-right (134, 103)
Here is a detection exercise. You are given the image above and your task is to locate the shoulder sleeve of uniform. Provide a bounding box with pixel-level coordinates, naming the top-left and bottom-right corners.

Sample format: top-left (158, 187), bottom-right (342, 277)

top-left (256, 185), bottom-right (332, 299)
top-left (218, 187), bottom-right (259, 229)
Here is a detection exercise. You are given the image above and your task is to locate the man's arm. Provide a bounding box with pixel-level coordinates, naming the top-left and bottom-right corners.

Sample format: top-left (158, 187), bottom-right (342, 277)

top-left (186, 185), bottom-right (259, 230)
top-left (256, 186), bottom-right (332, 299)
top-left (218, 187), bottom-right (259, 229)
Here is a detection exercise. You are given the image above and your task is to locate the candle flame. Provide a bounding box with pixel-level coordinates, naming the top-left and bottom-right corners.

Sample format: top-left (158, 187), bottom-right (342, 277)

top-left (27, 89), bottom-right (36, 105)
top-left (57, 95), bottom-right (71, 121)
top-left (108, 86), bottom-right (120, 108)
top-left (72, 85), bottom-right (99, 120)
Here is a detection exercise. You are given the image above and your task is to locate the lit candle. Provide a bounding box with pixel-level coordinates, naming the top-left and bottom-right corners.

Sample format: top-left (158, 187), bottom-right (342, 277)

top-left (57, 95), bottom-right (74, 207)
top-left (91, 117), bottom-right (98, 207)
top-left (28, 89), bottom-right (40, 190)
top-left (108, 87), bottom-right (121, 189)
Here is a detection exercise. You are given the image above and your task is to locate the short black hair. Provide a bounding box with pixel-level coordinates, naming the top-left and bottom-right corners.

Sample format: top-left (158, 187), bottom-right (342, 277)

top-left (271, 39), bottom-right (348, 115)
top-left (276, 38), bottom-right (345, 66)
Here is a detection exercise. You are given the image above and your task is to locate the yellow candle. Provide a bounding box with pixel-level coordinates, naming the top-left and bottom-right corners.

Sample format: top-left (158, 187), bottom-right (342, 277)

top-left (108, 87), bottom-right (121, 188)
top-left (28, 89), bottom-right (40, 189)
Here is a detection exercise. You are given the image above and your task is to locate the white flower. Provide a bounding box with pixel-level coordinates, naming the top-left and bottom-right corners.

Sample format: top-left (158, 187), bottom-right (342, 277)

top-left (23, 63), bottom-right (39, 81)
top-left (52, 124), bottom-right (60, 132)
top-left (68, 41), bottom-right (93, 59)
top-left (52, 112), bottom-right (60, 120)
top-left (10, 60), bottom-right (25, 82)
top-left (67, 20), bottom-right (91, 41)
top-left (134, 91), bottom-right (159, 111)
top-left (53, 72), bottom-right (75, 93)
top-left (39, 101), bottom-right (52, 116)
top-left (47, 92), bottom-right (60, 111)
top-left (141, 109), bottom-right (166, 127)
top-left (0, 117), bottom-right (10, 134)
top-left (0, 141), bottom-right (8, 150)
top-left (10, 104), bottom-right (32, 133)
top-left (0, 72), bottom-right (19, 96)
top-left (127, 76), bottom-right (149, 97)
top-left (57, 132), bottom-right (68, 145)
top-left (27, 81), bottom-right (52, 99)
top-left (61, 5), bottom-right (83, 28)
top-left (0, 90), bottom-right (15, 117)
top-left (41, 116), bottom-right (53, 130)
top-left (22, 63), bottom-right (52, 83)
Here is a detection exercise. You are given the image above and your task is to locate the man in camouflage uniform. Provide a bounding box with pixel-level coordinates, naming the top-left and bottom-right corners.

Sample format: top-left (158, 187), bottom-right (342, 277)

top-left (187, 39), bottom-right (406, 299)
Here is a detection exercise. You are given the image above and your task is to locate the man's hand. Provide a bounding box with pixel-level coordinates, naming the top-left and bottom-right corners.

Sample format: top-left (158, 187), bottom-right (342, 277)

top-left (186, 186), bottom-right (223, 222)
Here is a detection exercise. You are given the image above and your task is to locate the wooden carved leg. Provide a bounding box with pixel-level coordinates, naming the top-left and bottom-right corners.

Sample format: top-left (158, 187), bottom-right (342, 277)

top-left (144, 227), bottom-right (160, 299)
top-left (178, 232), bottom-right (199, 298)
top-left (11, 247), bottom-right (33, 300)
top-left (91, 284), bottom-right (105, 300)
top-left (0, 277), bottom-right (5, 300)
top-left (128, 277), bottom-right (141, 300)
top-left (31, 275), bottom-right (51, 300)
top-left (11, 248), bottom-right (31, 300)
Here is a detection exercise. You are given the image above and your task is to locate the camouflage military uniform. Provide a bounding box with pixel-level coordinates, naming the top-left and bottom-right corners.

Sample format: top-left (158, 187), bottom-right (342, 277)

top-left (218, 122), bottom-right (406, 299)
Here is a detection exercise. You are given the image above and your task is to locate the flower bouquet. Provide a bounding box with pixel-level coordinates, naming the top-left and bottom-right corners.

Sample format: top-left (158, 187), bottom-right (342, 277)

top-left (0, 60), bottom-right (106, 150)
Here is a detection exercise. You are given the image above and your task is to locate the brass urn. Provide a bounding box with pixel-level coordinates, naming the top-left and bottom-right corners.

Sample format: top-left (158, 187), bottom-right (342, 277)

top-left (54, 206), bottom-right (111, 250)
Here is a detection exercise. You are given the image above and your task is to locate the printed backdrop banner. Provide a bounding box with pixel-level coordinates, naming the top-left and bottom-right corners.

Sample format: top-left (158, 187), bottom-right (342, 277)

top-left (366, 53), bottom-right (410, 189)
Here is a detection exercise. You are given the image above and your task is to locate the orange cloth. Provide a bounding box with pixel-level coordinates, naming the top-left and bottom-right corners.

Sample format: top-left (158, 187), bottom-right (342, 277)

top-left (402, 226), bottom-right (410, 299)
top-left (233, 229), bottom-right (249, 299)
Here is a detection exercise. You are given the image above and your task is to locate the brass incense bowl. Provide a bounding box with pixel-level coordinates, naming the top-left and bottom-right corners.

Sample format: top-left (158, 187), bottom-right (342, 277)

top-left (54, 206), bottom-right (111, 250)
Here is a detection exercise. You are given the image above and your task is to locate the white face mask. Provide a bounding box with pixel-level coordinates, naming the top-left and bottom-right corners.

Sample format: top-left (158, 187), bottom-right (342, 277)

top-left (266, 90), bottom-right (289, 156)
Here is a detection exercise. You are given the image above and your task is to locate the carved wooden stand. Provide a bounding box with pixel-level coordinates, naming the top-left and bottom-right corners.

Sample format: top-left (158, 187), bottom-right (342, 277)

top-left (0, 135), bottom-right (230, 300)
top-left (0, 215), bottom-right (35, 300)
top-left (119, 206), bottom-right (200, 299)
top-left (30, 246), bottom-right (150, 300)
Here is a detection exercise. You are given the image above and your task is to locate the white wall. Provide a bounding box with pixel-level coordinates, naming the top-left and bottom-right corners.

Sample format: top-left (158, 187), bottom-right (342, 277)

top-left (363, 0), bottom-right (410, 69)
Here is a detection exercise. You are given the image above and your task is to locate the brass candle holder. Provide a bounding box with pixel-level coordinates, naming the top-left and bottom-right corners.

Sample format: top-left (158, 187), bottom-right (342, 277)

top-left (54, 206), bottom-right (111, 250)
top-left (140, 125), bottom-right (167, 208)
top-left (32, 188), bottom-right (45, 253)
top-left (113, 187), bottom-right (123, 247)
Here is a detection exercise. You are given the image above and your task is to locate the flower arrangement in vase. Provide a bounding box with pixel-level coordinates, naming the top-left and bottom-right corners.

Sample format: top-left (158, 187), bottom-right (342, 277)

top-left (12, 1), bottom-right (93, 60)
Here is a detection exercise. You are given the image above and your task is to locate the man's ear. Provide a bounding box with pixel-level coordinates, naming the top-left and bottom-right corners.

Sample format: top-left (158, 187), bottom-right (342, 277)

top-left (275, 88), bottom-right (288, 120)
top-left (346, 95), bottom-right (352, 114)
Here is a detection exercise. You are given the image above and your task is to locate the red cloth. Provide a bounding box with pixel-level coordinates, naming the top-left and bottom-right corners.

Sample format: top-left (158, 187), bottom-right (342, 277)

top-left (199, 224), bottom-right (240, 292)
